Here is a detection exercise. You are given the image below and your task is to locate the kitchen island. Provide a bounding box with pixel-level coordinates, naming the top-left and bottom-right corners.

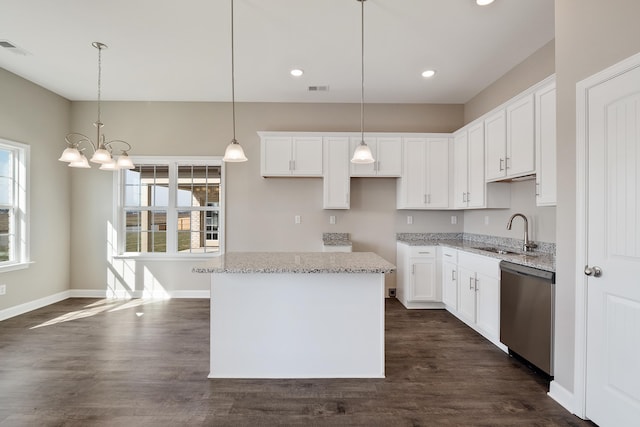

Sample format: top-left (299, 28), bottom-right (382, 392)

top-left (207, 252), bottom-right (395, 379)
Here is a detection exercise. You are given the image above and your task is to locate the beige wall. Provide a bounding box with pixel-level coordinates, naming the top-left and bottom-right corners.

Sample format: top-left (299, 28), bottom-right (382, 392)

top-left (69, 101), bottom-right (465, 295)
top-left (0, 68), bottom-right (71, 311)
top-left (464, 40), bottom-right (556, 124)
top-left (553, 0), bottom-right (640, 397)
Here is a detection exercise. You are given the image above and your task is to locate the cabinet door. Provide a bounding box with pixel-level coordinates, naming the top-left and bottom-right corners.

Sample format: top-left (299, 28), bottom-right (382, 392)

top-left (261, 137), bottom-right (293, 176)
top-left (475, 273), bottom-right (500, 341)
top-left (467, 122), bottom-right (486, 208)
top-left (349, 137), bottom-right (377, 176)
top-left (442, 261), bottom-right (458, 310)
top-left (425, 138), bottom-right (449, 208)
top-left (291, 137), bottom-right (323, 176)
top-left (323, 137), bottom-right (350, 209)
top-left (484, 110), bottom-right (506, 181)
top-left (457, 267), bottom-right (477, 325)
top-left (375, 137), bottom-right (402, 176)
top-left (397, 138), bottom-right (426, 208)
top-left (535, 82), bottom-right (557, 206)
top-left (409, 257), bottom-right (437, 301)
top-left (505, 93), bottom-right (535, 178)
top-left (453, 131), bottom-right (468, 209)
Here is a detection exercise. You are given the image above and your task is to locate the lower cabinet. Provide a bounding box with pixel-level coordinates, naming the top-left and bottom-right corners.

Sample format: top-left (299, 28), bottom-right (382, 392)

top-left (396, 243), bottom-right (442, 309)
top-left (453, 251), bottom-right (505, 351)
top-left (440, 247), bottom-right (458, 310)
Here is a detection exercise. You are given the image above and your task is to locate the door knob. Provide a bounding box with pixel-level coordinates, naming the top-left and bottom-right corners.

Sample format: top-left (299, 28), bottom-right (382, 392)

top-left (584, 265), bottom-right (602, 277)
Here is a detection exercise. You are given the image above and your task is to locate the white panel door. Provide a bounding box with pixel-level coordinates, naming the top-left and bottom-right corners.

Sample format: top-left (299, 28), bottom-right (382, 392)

top-left (484, 109), bottom-right (506, 181)
top-left (376, 137), bottom-right (402, 176)
top-left (457, 267), bottom-right (476, 325)
top-left (585, 62), bottom-right (640, 426)
top-left (291, 137), bottom-right (323, 176)
top-left (409, 258), bottom-right (437, 301)
top-left (400, 138), bottom-right (426, 208)
top-left (453, 130), bottom-right (468, 208)
top-left (323, 137), bottom-right (350, 209)
top-left (475, 273), bottom-right (500, 341)
top-left (261, 137), bottom-right (293, 176)
top-left (426, 138), bottom-right (450, 208)
top-left (467, 122), bottom-right (486, 208)
top-left (535, 82), bottom-right (557, 206)
top-left (505, 93), bottom-right (535, 177)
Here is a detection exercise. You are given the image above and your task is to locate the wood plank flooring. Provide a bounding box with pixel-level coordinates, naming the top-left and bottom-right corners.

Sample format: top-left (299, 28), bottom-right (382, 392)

top-left (0, 298), bottom-right (593, 426)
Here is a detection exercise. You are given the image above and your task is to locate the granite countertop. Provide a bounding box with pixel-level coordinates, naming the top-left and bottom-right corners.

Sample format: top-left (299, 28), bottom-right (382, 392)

top-left (397, 233), bottom-right (555, 272)
top-left (203, 252), bottom-right (396, 274)
top-left (322, 232), bottom-right (352, 247)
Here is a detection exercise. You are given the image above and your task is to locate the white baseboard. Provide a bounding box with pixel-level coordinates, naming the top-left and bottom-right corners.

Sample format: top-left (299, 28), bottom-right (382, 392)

top-left (0, 290), bottom-right (71, 321)
top-left (548, 380), bottom-right (575, 415)
top-left (0, 289), bottom-right (210, 321)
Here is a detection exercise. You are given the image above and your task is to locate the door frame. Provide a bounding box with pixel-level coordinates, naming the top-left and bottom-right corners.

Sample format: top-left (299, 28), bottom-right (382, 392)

top-left (574, 50), bottom-right (640, 419)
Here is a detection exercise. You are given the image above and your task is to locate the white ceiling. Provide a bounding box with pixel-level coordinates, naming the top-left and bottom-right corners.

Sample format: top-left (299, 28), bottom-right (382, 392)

top-left (0, 0), bottom-right (554, 104)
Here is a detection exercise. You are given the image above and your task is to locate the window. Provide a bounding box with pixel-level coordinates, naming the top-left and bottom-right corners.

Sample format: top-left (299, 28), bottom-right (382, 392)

top-left (118, 157), bottom-right (223, 256)
top-left (0, 138), bottom-right (29, 270)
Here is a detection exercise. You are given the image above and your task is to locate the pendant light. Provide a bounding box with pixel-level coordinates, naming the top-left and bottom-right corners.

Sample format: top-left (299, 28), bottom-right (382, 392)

top-left (351, 0), bottom-right (375, 164)
top-left (58, 42), bottom-right (135, 170)
top-left (222, 0), bottom-right (248, 162)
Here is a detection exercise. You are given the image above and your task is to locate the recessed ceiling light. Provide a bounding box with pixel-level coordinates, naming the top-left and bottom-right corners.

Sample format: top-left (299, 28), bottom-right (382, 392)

top-left (476, 0), bottom-right (495, 6)
top-left (290, 69), bottom-right (304, 77)
top-left (421, 70), bottom-right (436, 78)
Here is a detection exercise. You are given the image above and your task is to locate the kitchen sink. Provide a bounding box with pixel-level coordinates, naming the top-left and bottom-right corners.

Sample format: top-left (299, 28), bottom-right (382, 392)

top-left (474, 246), bottom-right (520, 255)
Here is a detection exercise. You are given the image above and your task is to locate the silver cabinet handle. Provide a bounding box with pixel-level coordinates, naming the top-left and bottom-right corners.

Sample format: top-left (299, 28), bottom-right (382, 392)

top-left (412, 264), bottom-right (415, 275)
top-left (466, 192), bottom-right (470, 203)
top-left (418, 251), bottom-right (431, 255)
top-left (423, 194), bottom-right (427, 204)
top-left (584, 265), bottom-right (602, 277)
top-left (469, 277), bottom-right (474, 290)
top-left (462, 192), bottom-right (467, 203)
top-left (451, 270), bottom-right (456, 281)
top-left (475, 278), bottom-right (479, 291)
top-left (499, 158), bottom-right (504, 171)
top-left (505, 157), bottom-right (510, 170)
top-left (535, 182), bottom-right (540, 196)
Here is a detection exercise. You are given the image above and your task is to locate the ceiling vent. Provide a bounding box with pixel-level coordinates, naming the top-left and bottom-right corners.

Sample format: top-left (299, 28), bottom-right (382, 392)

top-left (0, 40), bottom-right (30, 56)
top-left (308, 85), bottom-right (329, 92)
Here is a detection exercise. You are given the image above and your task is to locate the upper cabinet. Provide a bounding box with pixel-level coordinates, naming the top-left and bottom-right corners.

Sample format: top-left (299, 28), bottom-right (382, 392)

top-left (454, 122), bottom-right (510, 209)
top-left (260, 134), bottom-right (323, 177)
top-left (535, 80), bottom-right (557, 206)
top-left (349, 137), bottom-right (402, 177)
top-left (485, 93), bottom-right (536, 181)
top-left (397, 137), bottom-right (451, 209)
top-left (323, 136), bottom-right (351, 209)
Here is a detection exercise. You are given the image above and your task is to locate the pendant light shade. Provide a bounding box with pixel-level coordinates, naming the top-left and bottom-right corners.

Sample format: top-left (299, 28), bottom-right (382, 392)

top-left (351, 0), bottom-right (375, 165)
top-left (116, 152), bottom-right (136, 169)
top-left (351, 141), bottom-right (375, 164)
top-left (58, 147), bottom-right (82, 163)
top-left (68, 154), bottom-right (91, 169)
top-left (222, 0), bottom-right (248, 163)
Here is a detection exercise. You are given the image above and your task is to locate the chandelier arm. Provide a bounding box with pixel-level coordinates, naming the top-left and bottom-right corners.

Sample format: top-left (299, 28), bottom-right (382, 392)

top-left (64, 133), bottom-right (97, 152)
top-left (104, 140), bottom-right (133, 153)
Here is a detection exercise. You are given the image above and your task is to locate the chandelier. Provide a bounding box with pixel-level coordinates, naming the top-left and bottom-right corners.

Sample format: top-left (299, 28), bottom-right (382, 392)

top-left (58, 42), bottom-right (134, 170)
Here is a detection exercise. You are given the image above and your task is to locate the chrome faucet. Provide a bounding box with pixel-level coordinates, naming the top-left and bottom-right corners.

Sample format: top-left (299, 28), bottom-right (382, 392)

top-left (507, 213), bottom-right (538, 252)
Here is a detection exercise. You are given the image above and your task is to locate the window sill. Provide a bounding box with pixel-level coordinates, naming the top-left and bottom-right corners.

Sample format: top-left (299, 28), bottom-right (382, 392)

top-left (0, 261), bottom-right (34, 273)
top-left (113, 254), bottom-right (220, 262)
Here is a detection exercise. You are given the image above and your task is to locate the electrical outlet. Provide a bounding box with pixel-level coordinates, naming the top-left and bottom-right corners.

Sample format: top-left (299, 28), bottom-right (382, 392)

top-left (295, 215), bottom-right (301, 224)
top-left (388, 288), bottom-right (396, 298)
top-left (0, 284), bottom-right (6, 295)
top-left (329, 215), bottom-right (336, 225)
top-left (451, 215), bottom-right (457, 225)
top-left (407, 215), bottom-right (413, 225)
top-left (484, 215), bottom-right (490, 225)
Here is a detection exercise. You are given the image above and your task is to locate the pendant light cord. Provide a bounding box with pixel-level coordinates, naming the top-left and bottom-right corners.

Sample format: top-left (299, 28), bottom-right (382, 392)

top-left (360, 0), bottom-right (365, 143)
top-left (97, 44), bottom-right (102, 125)
top-left (231, 0), bottom-right (237, 142)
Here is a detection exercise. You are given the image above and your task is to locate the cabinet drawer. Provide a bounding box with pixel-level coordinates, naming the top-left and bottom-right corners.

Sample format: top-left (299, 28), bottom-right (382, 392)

top-left (408, 246), bottom-right (436, 258)
top-left (458, 251), bottom-right (501, 279)
top-left (440, 247), bottom-right (457, 262)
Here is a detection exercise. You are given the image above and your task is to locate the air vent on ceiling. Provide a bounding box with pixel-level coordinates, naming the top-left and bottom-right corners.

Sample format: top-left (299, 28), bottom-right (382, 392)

top-left (308, 85), bottom-right (329, 92)
top-left (0, 40), bottom-right (31, 56)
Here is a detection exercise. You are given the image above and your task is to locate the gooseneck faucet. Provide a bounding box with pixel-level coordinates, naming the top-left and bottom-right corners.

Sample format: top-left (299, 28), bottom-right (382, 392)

top-left (507, 213), bottom-right (538, 252)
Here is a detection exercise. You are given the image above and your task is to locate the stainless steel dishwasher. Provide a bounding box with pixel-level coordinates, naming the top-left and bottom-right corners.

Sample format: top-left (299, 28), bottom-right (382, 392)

top-left (500, 261), bottom-right (555, 377)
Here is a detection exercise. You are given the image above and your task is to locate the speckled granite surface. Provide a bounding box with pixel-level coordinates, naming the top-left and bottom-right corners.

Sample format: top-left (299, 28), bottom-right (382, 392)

top-left (397, 232), bottom-right (556, 272)
top-left (322, 232), bottom-right (352, 247)
top-left (205, 252), bottom-right (395, 274)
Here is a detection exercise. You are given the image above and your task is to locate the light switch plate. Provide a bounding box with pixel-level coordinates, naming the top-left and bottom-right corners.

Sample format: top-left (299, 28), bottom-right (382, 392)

top-left (295, 215), bottom-right (301, 224)
top-left (329, 215), bottom-right (336, 225)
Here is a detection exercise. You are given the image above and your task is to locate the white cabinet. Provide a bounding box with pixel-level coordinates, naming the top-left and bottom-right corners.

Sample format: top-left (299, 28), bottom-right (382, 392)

top-left (440, 247), bottom-right (458, 310)
top-left (485, 93), bottom-right (535, 181)
top-left (452, 251), bottom-right (503, 348)
top-left (260, 135), bottom-right (323, 177)
top-left (397, 137), bottom-right (451, 209)
top-left (453, 123), bottom-right (510, 209)
top-left (535, 80), bottom-right (557, 206)
top-left (323, 137), bottom-right (350, 209)
top-left (396, 243), bottom-right (442, 309)
top-left (349, 137), bottom-right (402, 177)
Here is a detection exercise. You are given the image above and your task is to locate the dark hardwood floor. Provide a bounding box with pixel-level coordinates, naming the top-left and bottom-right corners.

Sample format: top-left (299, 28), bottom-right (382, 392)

top-left (0, 297), bottom-right (592, 426)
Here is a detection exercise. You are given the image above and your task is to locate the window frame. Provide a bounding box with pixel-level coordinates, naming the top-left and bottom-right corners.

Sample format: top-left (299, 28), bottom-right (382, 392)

top-left (115, 156), bottom-right (225, 259)
top-left (0, 138), bottom-right (30, 272)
